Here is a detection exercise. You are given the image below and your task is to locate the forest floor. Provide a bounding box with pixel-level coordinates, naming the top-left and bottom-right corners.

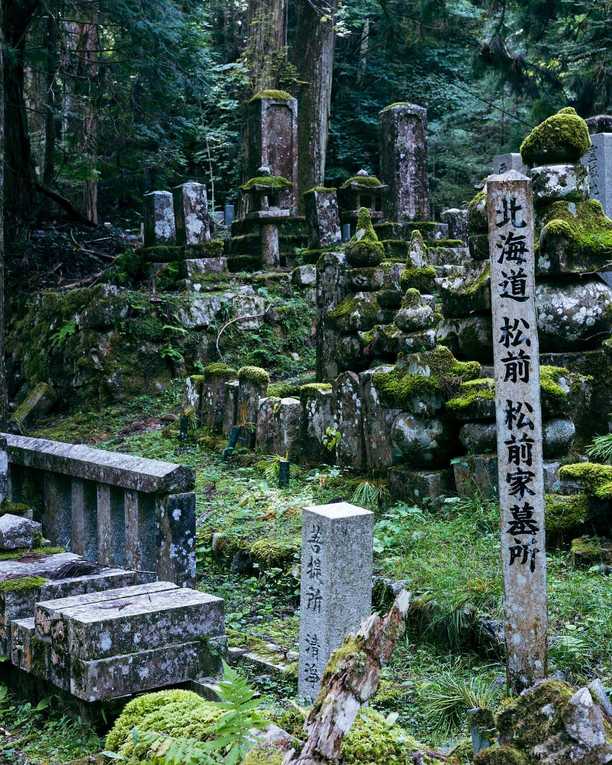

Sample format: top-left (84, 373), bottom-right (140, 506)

top-left (1, 380), bottom-right (610, 764)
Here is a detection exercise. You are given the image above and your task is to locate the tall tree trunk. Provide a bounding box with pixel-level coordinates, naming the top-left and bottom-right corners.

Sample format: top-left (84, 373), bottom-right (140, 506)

top-left (3, 0), bottom-right (40, 229)
top-left (77, 12), bottom-right (99, 224)
top-left (294, 0), bottom-right (337, 207)
top-left (0, 25), bottom-right (8, 425)
top-left (357, 18), bottom-right (370, 84)
top-left (245, 0), bottom-right (287, 92)
top-left (43, 11), bottom-right (59, 186)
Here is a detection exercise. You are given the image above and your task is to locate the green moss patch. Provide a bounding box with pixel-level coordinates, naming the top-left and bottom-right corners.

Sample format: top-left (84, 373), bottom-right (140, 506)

top-left (545, 493), bottom-right (589, 538)
top-left (238, 366), bottom-right (270, 386)
top-left (468, 190), bottom-right (487, 235)
top-left (559, 462), bottom-right (612, 500)
top-left (249, 89), bottom-right (293, 102)
top-left (203, 362), bottom-right (237, 380)
top-left (446, 377), bottom-right (495, 414)
top-left (299, 382), bottom-right (332, 399)
top-left (540, 199), bottom-right (612, 267)
top-left (240, 175), bottom-right (292, 191)
top-left (341, 175), bottom-right (384, 189)
top-left (0, 547), bottom-right (63, 561)
top-left (399, 266), bottom-right (436, 293)
top-left (520, 107), bottom-right (591, 166)
top-left (475, 746), bottom-right (528, 765)
top-left (0, 576), bottom-right (47, 593)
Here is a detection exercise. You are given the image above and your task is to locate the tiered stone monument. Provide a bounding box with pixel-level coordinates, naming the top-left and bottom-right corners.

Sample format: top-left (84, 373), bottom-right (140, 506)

top-left (338, 171), bottom-right (387, 234)
top-left (298, 502), bottom-right (373, 702)
top-left (240, 167), bottom-right (293, 268)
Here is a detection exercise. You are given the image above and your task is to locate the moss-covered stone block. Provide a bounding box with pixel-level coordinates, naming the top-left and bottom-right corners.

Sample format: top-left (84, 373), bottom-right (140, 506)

top-left (474, 746), bottom-right (529, 765)
top-left (399, 265), bottom-right (436, 293)
top-left (545, 493), bottom-right (589, 539)
top-left (468, 190), bottom-right (488, 235)
top-left (571, 535), bottom-right (612, 566)
top-left (327, 294), bottom-right (381, 332)
top-left (520, 107), bottom-right (591, 166)
top-left (559, 462), bottom-right (612, 501)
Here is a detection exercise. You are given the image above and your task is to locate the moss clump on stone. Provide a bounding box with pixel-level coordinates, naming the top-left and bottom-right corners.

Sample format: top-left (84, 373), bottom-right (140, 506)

top-left (429, 239), bottom-right (464, 248)
top-left (520, 107), bottom-right (591, 166)
top-left (545, 493), bottom-right (589, 537)
top-left (238, 366), bottom-right (270, 386)
top-left (540, 199), bottom-right (612, 265)
top-left (106, 689), bottom-right (225, 761)
top-left (327, 295), bottom-right (380, 330)
top-left (341, 175), bottom-right (384, 189)
top-left (346, 208), bottom-right (385, 266)
top-left (474, 746), bottom-right (528, 765)
top-left (249, 89), bottom-right (293, 102)
top-left (0, 500), bottom-right (32, 517)
top-left (559, 462), bottom-right (612, 500)
top-left (240, 176), bottom-right (292, 192)
top-left (399, 266), bottom-right (436, 293)
top-left (304, 186), bottom-right (337, 194)
top-left (374, 346), bottom-right (480, 409)
top-left (203, 362), bottom-right (237, 380)
top-left (242, 746), bottom-right (284, 764)
top-left (186, 240), bottom-right (225, 258)
top-left (342, 708), bottom-right (432, 765)
top-left (249, 536), bottom-right (299, 567)
top-left (0, 547), bottom-right (63, 561)
top-left (299, 382), bottom-right (332, 399)
top-left (446, 377), bottom-right (495, 413)
top-left (496, 680), bottom-right (574, 751)
top-left (468, 190), bottom-right (488, 235)
top-left (267, 381), bottom-right (302, 398)
top-left (0, 576), bottom-right (47, 593)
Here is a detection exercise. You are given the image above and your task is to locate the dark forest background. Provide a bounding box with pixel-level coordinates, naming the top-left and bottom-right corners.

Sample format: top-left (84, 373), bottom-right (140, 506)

top-left (2, 0), bottom-right (610, 230)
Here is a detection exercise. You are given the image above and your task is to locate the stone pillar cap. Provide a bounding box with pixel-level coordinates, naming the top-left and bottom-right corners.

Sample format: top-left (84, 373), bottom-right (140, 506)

top-left (586, 115), bottom-right (612, 134)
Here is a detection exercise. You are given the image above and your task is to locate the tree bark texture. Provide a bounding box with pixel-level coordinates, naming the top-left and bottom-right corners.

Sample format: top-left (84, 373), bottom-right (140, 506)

top-left (245, 0), bottom-right (288, 92)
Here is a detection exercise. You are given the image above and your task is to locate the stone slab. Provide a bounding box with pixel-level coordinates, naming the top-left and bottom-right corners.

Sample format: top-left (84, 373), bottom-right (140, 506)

top-left (2, 434), bottom-right (194, 494)
top-left (70, 638), bottom-right (225, 702)
top-left (50, 586), bottom-right (224, 660)
top-left (0, 514), bottom-right (41, 550)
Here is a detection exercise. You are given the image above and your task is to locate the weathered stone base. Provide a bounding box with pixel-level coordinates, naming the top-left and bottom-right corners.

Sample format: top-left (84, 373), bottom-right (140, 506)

top-left (388, 466), bottom-right (453, 508)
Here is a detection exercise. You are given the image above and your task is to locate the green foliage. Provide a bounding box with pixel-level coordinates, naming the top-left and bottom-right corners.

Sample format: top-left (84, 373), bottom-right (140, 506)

top-left (0, 576), bottom-right (47, 593)
top-left (351, 479), bottom-right (390, 511)
top-left (586, 433), bottom-right (612, 464)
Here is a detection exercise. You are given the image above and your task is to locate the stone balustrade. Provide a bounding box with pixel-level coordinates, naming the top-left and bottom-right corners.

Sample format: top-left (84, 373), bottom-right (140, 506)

top-left (1, 434), bottom-right (196, 587)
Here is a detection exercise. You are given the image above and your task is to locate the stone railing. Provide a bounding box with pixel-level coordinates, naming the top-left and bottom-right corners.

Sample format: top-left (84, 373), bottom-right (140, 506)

top-left (0, 434), bottom-right (196, 586)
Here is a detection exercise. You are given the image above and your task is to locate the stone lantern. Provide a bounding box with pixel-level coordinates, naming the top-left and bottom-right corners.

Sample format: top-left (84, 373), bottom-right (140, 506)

top-left (240, 166), bottom-right (292, 268)
top-left (339, 170), bottom-right (387, 234)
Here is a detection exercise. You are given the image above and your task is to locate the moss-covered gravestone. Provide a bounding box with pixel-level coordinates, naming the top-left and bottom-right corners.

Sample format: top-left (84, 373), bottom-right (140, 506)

top-left (582, 114), bottom-right (612, 218)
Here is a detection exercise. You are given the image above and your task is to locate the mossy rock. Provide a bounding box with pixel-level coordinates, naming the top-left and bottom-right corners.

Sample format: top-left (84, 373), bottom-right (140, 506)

top-left (240, 176), bottom-right (292, 192)
top-left (520, 107), bottom-right (591, 166)
top-left (341, 175), bottom-right (384, 189)
top-left (399, 266), bottom-right (436, 293)
top-left (545, 493), bottom-right (589, 539)
top-left (474, 746), bottom-right (528, 765)
top-left (203, 362), bottom-right (237, 380)
top-left (106, 689), bottom-right (226, 762)
top-left (238, 366), bottom-right (270, 387)
top-left (341, 708), bottom-right (433, 765)
top-left (539, 199), bottom-right (612, 273)
top-left (242, 745), bottom-right (284, 764)
top-left (138, 245), bottom-right (184, 263)
top-left (346, 208), bottom-right (384, 266)
top-left (571, 535), bottom-right (612, 566)
top-left (186, 240), bottom-right (225, 258)
top-left (446, 377), bottom-right (495, 420)
top-left (374, 346), bottom-right (480, 411)
top-left (327, 294), bottom-right (381, 333)
top-left (0, 500), bottom-right (32, 518)
top-left (249, 536), bottom-right (299, 568)
top-left (468, 190), bottom-right (488, 235)
top-left (559, 462), bottom-right (612, 501)
top-left (0, 576), bottom-right (47, 593)
top-left (249, 89), bottom-right (294, 102)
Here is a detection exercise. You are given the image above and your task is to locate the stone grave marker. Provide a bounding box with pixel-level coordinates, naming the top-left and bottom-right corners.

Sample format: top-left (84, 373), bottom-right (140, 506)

top-left (304, 187), bottom-right (342, 248)
top-left (486, 169), bottom-right (547, 691)
top-left (173, 181), bottom-right (211, 246)
top-left (379, 102), bottom-right (430, 222)
top-left (144, 190), bottom-right (176, 246)
top-left (583, 115), bottom-right (612, 218)
top-left (0, 437), bottom-right (7, 504)
top-left (493, 153), bottom-right (527, 175)
top-left (298, 502), bottom-right (373, 702)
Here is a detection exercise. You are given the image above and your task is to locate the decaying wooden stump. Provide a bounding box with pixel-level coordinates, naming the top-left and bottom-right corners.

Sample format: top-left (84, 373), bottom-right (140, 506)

top-left (285, 589), bottom-right (411, 765)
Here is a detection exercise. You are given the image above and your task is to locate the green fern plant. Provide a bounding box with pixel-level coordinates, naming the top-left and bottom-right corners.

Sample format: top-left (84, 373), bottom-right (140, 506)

top-left (351, 479), bottom-right (389, 510)
top-left (50, 320), bottom-right (77, 349)
top-left (586, 433), bottom-right (612, 464)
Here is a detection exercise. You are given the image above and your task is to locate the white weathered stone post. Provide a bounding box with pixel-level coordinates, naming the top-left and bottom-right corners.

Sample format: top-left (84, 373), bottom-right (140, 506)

top-left (298, 502), bottom-right (373, 702)
top-left (486, 170), bottom-right (547, 692)
top-left (144, 190), bottom-right (176, 246)
top-left (173, 181), bottom-right (211, 246)
top-left (583, 115), bottom-right (612, 218)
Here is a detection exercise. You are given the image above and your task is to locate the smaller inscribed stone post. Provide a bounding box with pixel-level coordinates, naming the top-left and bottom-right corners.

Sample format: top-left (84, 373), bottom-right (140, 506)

top-left (486, 170), bottom-right (547, 692)
top-left (298, 502), bottom-right (373, 702)
top-left (379, 102), bottom-right (430, 222)
top-left (144, 191), bottom-right (176, 246)
top-left (0, 437), bottom-right (7, 504)
top-left (173, 181), bottom-right (211, 246)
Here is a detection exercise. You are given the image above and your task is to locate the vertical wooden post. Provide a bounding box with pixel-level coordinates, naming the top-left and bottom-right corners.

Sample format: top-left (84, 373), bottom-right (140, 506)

top-left (487, 170), bottom-right (547, 691)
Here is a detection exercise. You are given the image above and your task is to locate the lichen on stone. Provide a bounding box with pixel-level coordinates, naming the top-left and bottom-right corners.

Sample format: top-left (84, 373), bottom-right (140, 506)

top-left (520, 107), bottom-right (591, 166)
top-left (242, 745), bottom-right (284, 764)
